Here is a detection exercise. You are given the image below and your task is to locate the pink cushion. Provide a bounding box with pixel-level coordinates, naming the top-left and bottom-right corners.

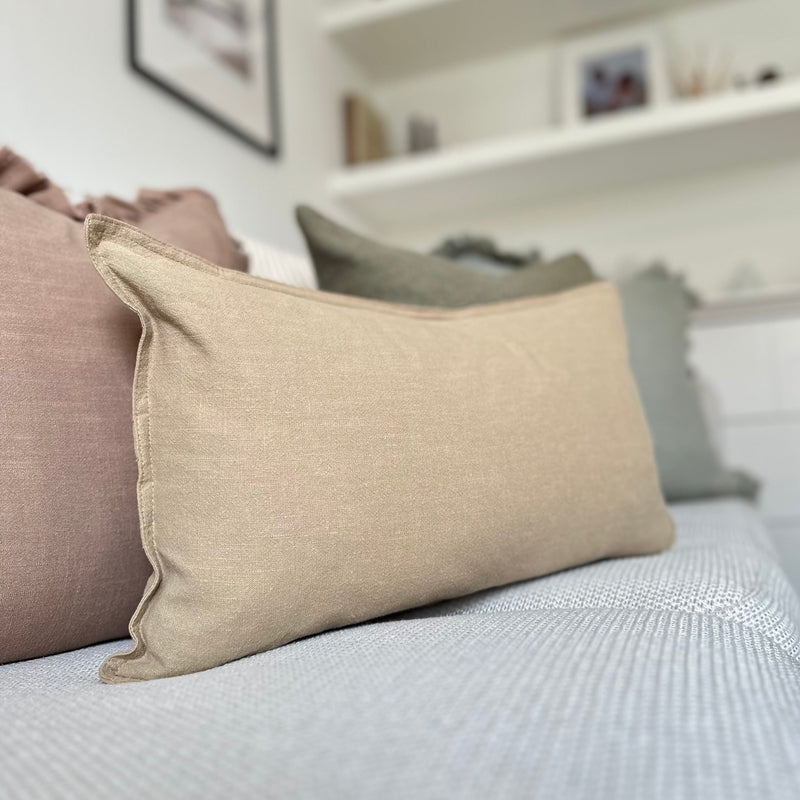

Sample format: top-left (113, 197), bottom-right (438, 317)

top-left (0, 148), bottom-right (246, 663)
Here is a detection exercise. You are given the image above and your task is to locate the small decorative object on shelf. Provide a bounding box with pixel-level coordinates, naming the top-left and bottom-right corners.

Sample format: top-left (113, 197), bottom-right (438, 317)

top-left (668, 43), bottom-right (733, 98)
top-left (128, 0), bottom-right (281, 157)
top-left (734, 66), bottom-right (784, 90)
top-left (757, 66), bottom-right (782, 85)
top-left (344, 94), bottom-right (388, 165)
top-left (725, 261), bottom-right (766, 294)
top-left (558, 24), bottom-right (669, 126)
top-left (408, 115), bottom-right (439, 154)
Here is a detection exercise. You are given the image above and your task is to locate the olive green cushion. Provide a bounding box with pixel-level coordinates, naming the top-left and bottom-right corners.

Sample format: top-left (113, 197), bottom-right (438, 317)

top-left (296, 206), bottom-right (595, 307)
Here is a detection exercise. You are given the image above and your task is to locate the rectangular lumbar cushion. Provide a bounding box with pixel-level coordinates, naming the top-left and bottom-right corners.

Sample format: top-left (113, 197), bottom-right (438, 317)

top-left (86, 215), bottom-right (674, 683)
top-left (298, 205), bottom-right (755, 504)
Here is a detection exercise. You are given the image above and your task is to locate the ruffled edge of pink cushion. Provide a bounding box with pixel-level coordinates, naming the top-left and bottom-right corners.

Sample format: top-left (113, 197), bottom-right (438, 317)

top-left (0, 146), bottom-right (77, 217)
top-left (0, 147), bottom-right (249, 271)
top-left (73, 189), bottom-right (192, 223)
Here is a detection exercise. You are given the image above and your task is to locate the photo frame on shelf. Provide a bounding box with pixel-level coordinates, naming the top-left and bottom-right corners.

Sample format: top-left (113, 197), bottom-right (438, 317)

top-left (128, 0), bottom-right (281, 157)
top-left (558, 24), bottom-right (669, 127)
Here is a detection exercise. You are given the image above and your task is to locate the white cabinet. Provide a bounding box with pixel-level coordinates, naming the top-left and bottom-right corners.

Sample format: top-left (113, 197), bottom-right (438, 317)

top-left (767, 520), bottom-right (800, 595)
top-left (690, 322), bottom-right (778, 417)
top-left (775, 319), bottom-right (800, 412)
top-left (691, 300), bottom-right (800, 591)
top-left (724, 422), bottom-right (800, 519)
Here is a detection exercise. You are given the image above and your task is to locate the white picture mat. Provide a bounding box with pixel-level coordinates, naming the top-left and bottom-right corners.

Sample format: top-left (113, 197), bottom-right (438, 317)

top-left (559, 24), bottom-right (669, 127)
top-left (136, 0), bottom-right (275, 146)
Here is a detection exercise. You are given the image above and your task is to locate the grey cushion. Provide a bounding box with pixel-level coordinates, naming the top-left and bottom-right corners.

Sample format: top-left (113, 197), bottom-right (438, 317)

top-left (618, 266), bottom-right (759, 501)
top-left (2, 500), bottom-right (799, 800)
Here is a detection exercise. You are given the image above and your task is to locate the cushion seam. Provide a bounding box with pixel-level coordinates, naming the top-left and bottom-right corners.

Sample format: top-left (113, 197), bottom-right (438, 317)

top-left (86, 214), bottom-right (615, 321)
top-left (86, 224), bottom-right (161, 680)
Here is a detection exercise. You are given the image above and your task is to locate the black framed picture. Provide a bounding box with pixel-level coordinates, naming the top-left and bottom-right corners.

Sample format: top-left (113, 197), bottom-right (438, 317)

top-left (128, 0), bottom-right (280, 157)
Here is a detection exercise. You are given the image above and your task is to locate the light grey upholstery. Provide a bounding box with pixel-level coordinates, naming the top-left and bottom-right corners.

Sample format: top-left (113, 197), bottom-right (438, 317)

top-left (2, 500), bottom-right (799, 799)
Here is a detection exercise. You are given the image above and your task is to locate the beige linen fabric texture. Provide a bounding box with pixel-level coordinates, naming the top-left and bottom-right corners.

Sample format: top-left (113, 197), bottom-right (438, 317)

top-left (85, 215), bottom-right (674, 684)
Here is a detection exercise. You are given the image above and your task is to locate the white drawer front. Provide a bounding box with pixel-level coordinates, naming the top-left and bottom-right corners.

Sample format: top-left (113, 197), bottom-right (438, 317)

top-left (723, 421), bottom-right (800, 519)
top-left (690, 322), bottom-right (779, 417)
top-left (767, 521), bottom-right (800, 595)
top-left (774, 318), bottom-right (800, 413)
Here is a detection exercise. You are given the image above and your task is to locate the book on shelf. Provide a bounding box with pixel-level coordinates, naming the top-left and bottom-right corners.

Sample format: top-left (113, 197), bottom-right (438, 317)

top-left (344, 94), bottom-right (387, 165)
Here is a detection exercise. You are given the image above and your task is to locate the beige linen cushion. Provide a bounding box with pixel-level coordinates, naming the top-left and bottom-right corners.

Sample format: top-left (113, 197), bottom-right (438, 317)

top-left (86, 215), bottom-right (674, 684)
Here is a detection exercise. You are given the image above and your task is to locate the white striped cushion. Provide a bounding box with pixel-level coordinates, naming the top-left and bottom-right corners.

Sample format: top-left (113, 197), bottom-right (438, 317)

top-left (240, 236), bottom-right (318, 289)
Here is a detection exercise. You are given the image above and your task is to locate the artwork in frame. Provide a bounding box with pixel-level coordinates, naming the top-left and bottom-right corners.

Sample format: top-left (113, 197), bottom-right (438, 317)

top-left (558, 25), bottom-right (669, 127)
top-left (128, 0), bottom-right (280, 157)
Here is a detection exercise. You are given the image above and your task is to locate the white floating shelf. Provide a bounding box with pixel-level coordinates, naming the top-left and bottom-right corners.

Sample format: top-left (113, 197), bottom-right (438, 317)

top-left (323, 0), bottom-right (728, 80)
top-left (693, 284), bottom-right (800, 324)
top-left (329, 82), bottom-right (800, 234)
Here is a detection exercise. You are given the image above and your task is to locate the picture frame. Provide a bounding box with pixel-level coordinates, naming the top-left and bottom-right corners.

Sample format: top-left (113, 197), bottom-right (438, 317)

top-left (558, 25), bottom-right (669, 127)
top-left (128, 0), bottom-right (281, 157)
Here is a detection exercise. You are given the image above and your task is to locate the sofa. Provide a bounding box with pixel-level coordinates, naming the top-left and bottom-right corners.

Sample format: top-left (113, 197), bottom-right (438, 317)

top-left (3, 500), bottom-right (800, 798)
top-left (2, 150), bottom-right (799, 799)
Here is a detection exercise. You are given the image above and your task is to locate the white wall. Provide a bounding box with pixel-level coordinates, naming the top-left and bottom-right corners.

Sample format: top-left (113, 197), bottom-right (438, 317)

top-left (0, 0), bottom-right (359, 251)
top-left (368, 0), bottom-right (800, 297)
top-left (375, 45), bottom-right (557, 155)
top-left (3, 0), bottom-right (799, 295)
top-left (396, 154), bottom-right (800, 297)
top-left (372, 0), bottom-right (800, 151)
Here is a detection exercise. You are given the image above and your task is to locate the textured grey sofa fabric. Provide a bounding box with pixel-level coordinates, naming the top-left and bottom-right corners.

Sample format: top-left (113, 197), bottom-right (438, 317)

top-left (2, 501), bottom-right (799, 800)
